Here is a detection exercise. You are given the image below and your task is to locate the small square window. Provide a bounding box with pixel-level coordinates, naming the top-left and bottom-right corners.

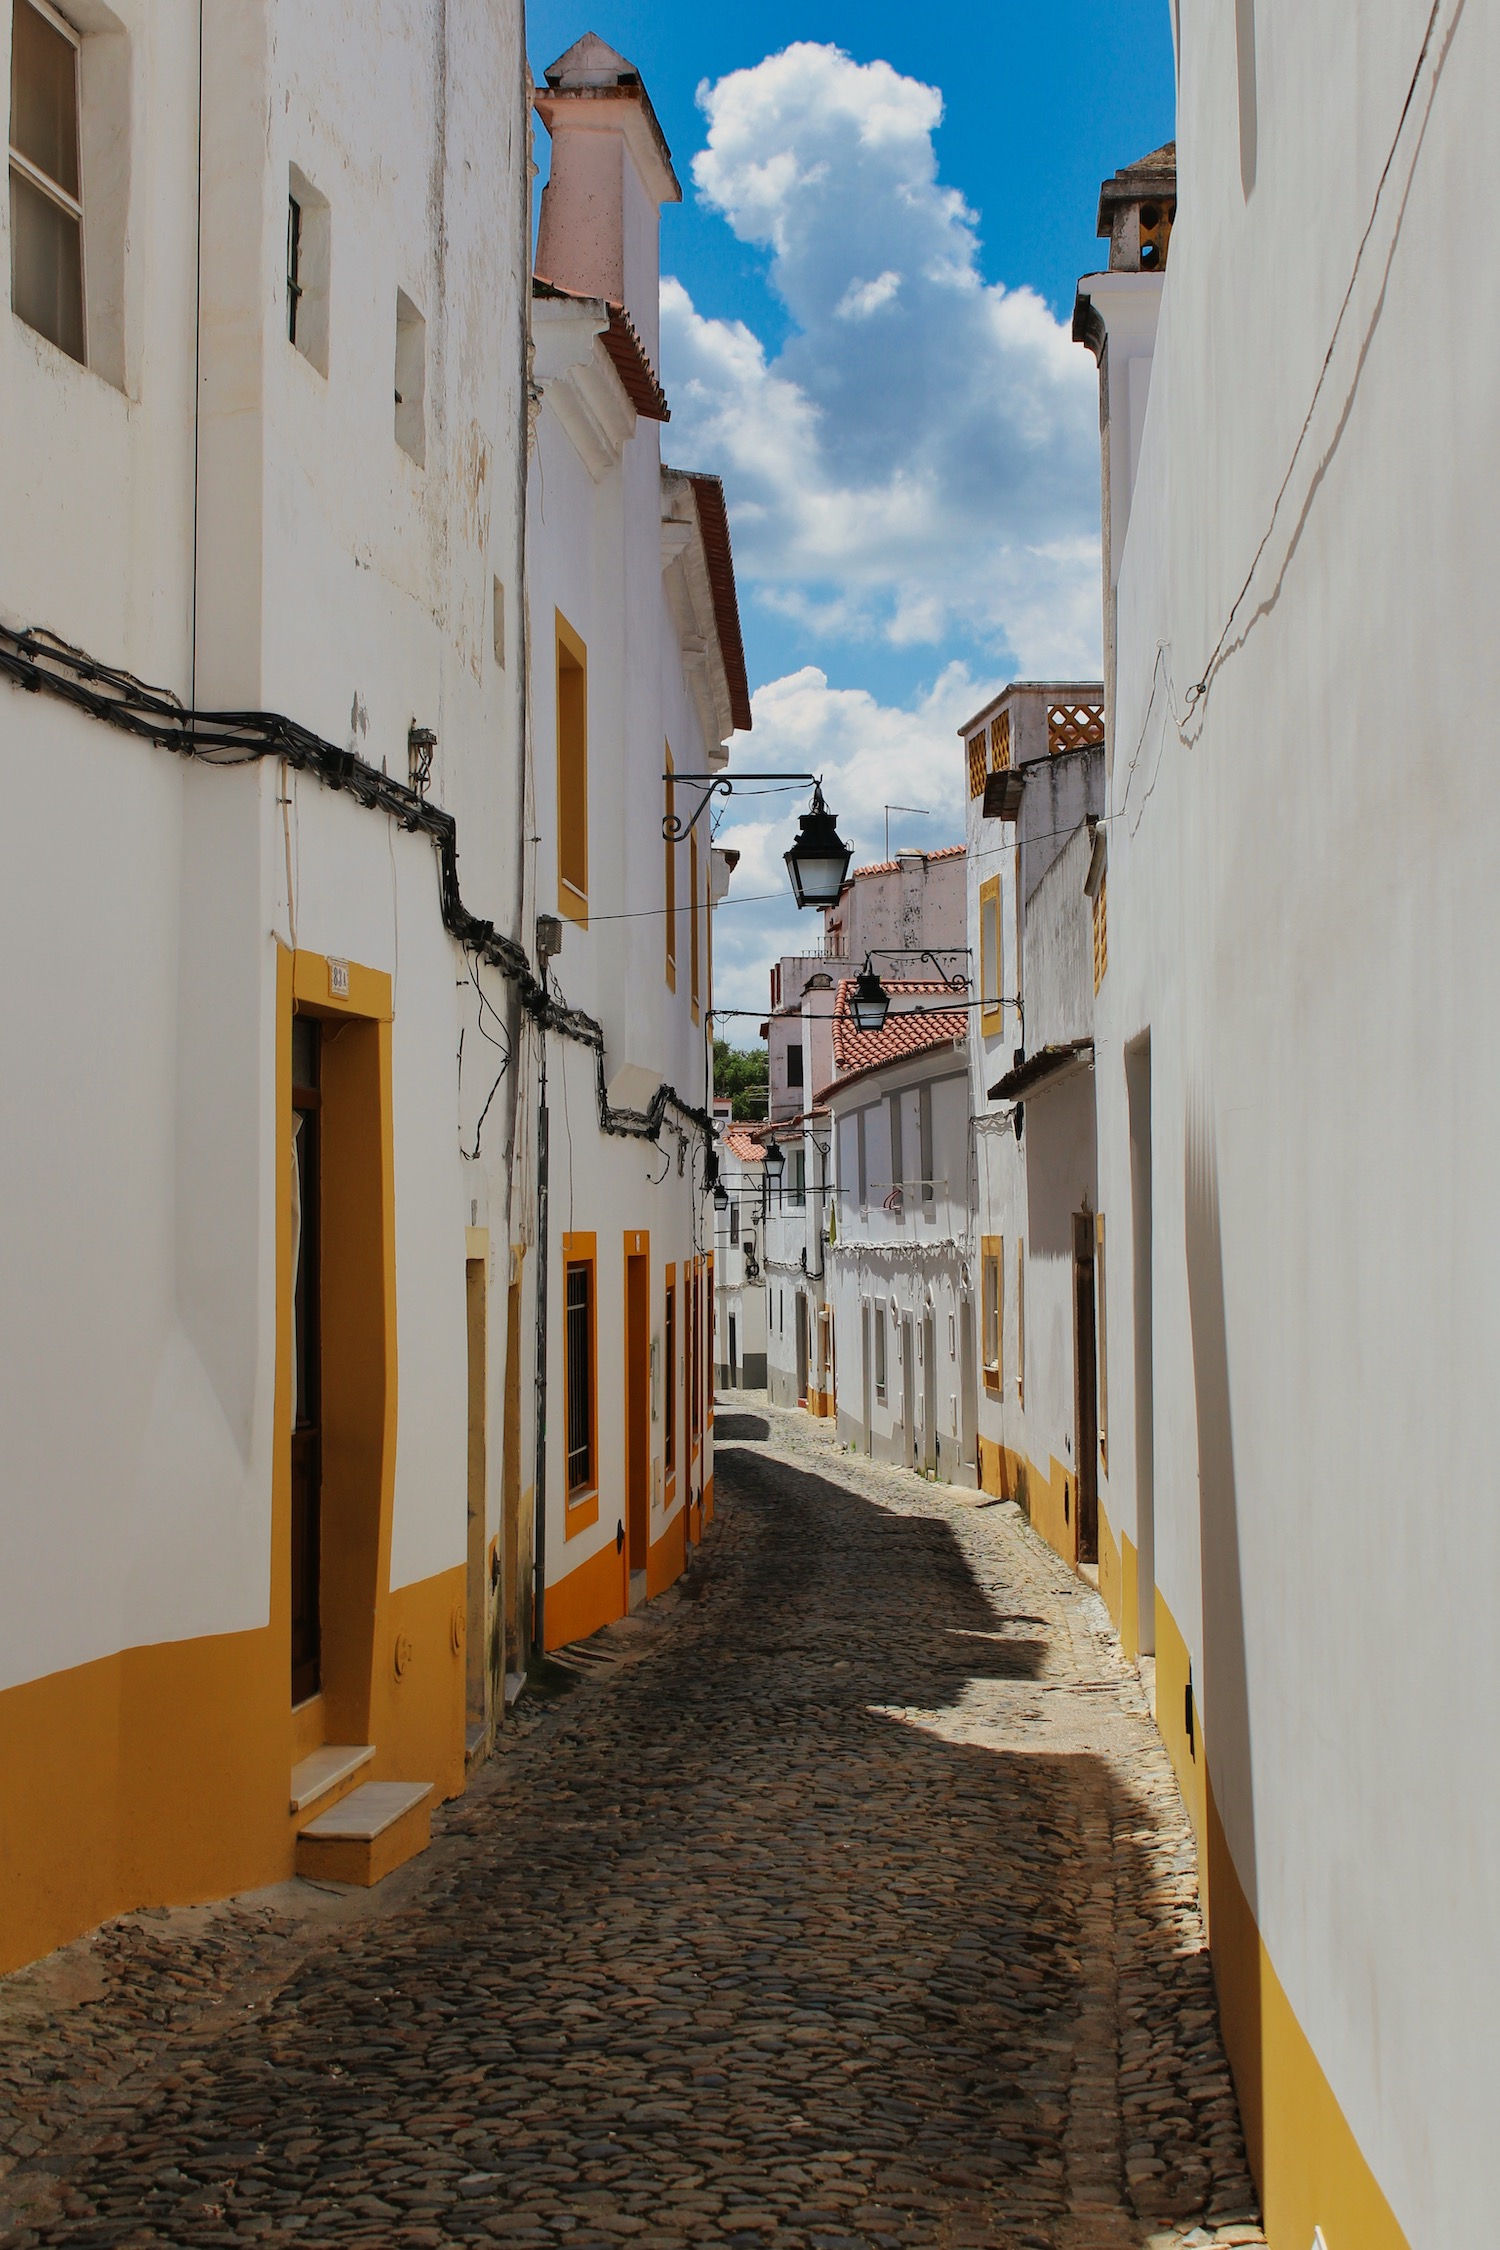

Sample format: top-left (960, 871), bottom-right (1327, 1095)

top-left (287, 165), bottom-right (330, 374)
top-left (394, 287), bottom-right (426, 466)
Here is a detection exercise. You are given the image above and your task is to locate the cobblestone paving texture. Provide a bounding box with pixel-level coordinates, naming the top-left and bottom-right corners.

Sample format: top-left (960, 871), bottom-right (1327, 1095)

top-left (0, 1395), bottom-right (1265, 2250)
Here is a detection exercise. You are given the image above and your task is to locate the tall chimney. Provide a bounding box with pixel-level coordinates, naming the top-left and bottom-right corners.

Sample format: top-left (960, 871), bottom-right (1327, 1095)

top-left (534, 34), bottom-right (681, 364)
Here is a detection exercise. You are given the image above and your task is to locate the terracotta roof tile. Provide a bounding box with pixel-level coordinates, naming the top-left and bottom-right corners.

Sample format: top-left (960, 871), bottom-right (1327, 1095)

top-left (844, 843), bottom-right (964, 884)
top-left (532, 278), bottom-right (671, 420)
top-left (721, 1125), bottom-right (765, 1162)
top-left (818, 979), bottom-right (968, 1102)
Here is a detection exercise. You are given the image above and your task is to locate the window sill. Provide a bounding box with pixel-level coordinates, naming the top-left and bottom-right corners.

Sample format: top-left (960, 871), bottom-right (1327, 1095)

top-left (564, 1489), bottom-right (599, 1537)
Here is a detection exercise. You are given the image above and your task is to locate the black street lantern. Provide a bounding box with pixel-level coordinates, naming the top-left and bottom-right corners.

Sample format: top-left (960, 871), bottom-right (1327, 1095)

top-left (849, 963), bottom-right (891, 1035)
top-left (784, 783), bottom-right (853, 910)
top-left (763, 1139), bottom-right (786, 1184)
top-left (713, 1178), bottom-right (729, 1212)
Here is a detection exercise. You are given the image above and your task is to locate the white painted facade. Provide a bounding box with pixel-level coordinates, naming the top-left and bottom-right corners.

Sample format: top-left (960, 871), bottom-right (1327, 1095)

top-left (713, 1122), bottom-right (768, 1391)
top-left (521, 35), bottom-right (746, 1645)
top-left (0, 9), bottom-right (748, 1970)
top-left (0, 0), bottom-right (531, 1965)
top-left (827, 1043), bottom-right (977, 1483)
top-left (962, 682), bottom-right (1105, 1559)
top-left (761, 1110), bottom-right (833, 1414)
top-left (766, 848), bottom-right (966, 1121)
top-left (1074, 5), bottom-right (1499, 2239)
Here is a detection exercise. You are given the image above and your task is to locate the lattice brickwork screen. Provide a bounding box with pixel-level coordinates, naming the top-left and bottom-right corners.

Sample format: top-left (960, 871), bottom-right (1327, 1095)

top-left (967, 733), bottom-right (987, 798)
top-left (1047, 702), bottom-right (1105, 756)
top-left (990, 711), bottom-right (1011, 771)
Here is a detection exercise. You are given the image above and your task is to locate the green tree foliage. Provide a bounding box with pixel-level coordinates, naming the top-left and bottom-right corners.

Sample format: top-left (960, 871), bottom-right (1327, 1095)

top-left (714, 1039), bottom-right (769, 1122)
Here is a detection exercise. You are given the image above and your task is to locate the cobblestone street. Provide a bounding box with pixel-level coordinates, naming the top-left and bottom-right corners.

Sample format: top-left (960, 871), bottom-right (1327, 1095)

top-left (1, 1400), bottom-right (1263, 2250)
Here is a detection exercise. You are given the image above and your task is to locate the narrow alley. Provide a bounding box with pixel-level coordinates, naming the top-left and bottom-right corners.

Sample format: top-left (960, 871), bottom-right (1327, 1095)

top-left (0, 1402), bottom-right (1261, 2250)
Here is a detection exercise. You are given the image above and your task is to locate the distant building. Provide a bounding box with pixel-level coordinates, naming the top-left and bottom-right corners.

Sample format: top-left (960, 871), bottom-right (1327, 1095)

top-left (824, 991), bottom-right (975, 1478)
top-left (765, 847), bottom-right (966, 1122)
top-left (960, 680), bottom-right (1105, 1557)
top-left (713, 1122), bottom-right (768, 1391)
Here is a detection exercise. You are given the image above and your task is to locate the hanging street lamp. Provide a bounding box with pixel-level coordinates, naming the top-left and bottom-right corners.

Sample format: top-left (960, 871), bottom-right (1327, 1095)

top-left (763, 1139), bottom-right (786, 1185)
top-left (783, 782), bottom-right (853, 911)
top-left (662, 771), bottom-right (852, 911)
top-left (713, 1178), bottom-right (729, 1212)
top-left (849, 962), bottom-right (892, 1035)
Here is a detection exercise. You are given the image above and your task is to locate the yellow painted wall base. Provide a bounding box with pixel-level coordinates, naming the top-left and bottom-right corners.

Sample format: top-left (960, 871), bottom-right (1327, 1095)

top-left (1096, 1501), bottom-right (1139, 1662)
top-left (0, 1558), bottom-right (466, 1977)
top-left (1148, 1586), bottom-right (1409, 2250)
top-left (545, 1536), bottom-right (625, 1651)
top-left (647, 1507), bottom-right (687, 1599)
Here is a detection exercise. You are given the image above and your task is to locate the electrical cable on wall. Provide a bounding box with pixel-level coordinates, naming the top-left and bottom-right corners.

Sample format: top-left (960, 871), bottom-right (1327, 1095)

top-left (1, 621), bottom-right (717, 1156)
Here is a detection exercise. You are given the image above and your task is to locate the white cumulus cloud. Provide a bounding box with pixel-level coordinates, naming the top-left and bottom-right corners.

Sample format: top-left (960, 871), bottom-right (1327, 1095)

top-left (662, 41), bottom-right (1102, 680)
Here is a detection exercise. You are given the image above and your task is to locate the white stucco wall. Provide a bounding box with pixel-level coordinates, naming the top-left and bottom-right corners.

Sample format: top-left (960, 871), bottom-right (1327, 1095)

top-left (1086, 0), bottom-right (1500, 2231)
top-left (0, 0), bottom-right (530, 1689)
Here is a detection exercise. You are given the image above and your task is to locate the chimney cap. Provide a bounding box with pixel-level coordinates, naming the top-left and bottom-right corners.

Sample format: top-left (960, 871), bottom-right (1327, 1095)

top-left (1096, 141), bottom-right (1177, 235)
top-left (537, 32), bottom-right (680, 203)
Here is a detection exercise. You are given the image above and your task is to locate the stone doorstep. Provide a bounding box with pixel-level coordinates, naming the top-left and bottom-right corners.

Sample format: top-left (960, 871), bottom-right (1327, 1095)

top-left (294, 1780), bottom-right (434, 1889)
top-left (289, 1743), bottom-right (375, 1815)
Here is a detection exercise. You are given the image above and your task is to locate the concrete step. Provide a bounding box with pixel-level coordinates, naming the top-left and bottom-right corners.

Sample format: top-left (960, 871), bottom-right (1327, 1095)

top-left (289, 1743), bottom-right (374, 1815)
top-left (295, 1780), bottom-right (433, 1888)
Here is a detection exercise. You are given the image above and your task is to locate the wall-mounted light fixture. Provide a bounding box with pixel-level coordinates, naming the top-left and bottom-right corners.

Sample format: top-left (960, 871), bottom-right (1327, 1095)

top-left (408, 722), bottom-right (437, 798)
top-left (663, 772), bottom-right (852, 911)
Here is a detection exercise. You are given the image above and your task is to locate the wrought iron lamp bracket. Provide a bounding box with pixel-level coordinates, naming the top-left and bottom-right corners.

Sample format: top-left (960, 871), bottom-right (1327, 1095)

top-left (662, 771), bottom-right (821, 843)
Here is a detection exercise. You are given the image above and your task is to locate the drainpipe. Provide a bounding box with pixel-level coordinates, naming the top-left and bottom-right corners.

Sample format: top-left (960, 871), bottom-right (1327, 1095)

top-left (530, 1016), bottom-right (550, 1658)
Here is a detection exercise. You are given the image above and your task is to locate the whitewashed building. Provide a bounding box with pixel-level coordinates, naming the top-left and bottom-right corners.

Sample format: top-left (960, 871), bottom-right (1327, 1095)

top-left (961, 680), bottom-right (1106, 1559)
top-left (1072, 2), bottom-right (1500, 2234)
top-left (825, 990), bottom-right (976, 1480)
top-left (766, 846), bottom-right (965, 1121)
top-left (712, 1121), bottom-right (767, 1391)
top-left (522, 34), bottom-right (750, 1650)
top-left (0, 0), bottom-right (531, 1967)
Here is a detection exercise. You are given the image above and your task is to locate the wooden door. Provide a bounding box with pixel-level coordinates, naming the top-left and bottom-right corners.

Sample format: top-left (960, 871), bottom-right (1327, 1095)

top-left (902, 1315), bottom-right (915, 1462)
top-left (502, 1262), bottom-right (524, 1669)
top-left (290, 1016), bottom-right (322, 1705)
top-left (1073, 1211), bottom-right (1099, 1563)
top-left (465, 1254), bottom-right (488, 1732)
top-left (625, 1248), bottom-right (650, 1576)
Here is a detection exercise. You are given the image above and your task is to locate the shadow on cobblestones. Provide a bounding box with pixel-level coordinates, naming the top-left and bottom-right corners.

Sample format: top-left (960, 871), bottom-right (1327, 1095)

top-left (0, 1409), bottom-right (1260, 2250)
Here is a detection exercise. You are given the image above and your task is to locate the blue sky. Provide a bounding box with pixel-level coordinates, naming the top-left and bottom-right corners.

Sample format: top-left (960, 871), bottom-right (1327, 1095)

top-left (529, 3), bottom-right (1177, 1029)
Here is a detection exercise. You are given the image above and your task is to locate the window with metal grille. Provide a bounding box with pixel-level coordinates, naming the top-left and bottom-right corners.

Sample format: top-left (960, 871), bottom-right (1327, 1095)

top-left (565, 1258), bottom-right (594, 1495)
top-left (967, 732), bottom-right (986, 798)
top-left (873, 1303), bottom-right (887, 1400)
top-left (9, 0), bottom-right (85, 364)
top-left (981, 1236), bottom-right (1002, 1391)
top-left (664, 748), bottom-right (677, 989)
top-left (556, 612), bottom-right (588, 920)
top-left (979, 876), bottom-right (1003, 1034)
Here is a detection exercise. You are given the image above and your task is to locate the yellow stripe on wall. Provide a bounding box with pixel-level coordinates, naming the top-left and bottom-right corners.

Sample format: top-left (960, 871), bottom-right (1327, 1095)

top-left (1151, 1587), bottom-right (1410, 2250)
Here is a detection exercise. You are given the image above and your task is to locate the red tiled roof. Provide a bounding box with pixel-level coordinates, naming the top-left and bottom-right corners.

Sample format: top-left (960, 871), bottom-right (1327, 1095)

top-left (721, 1126), bottom-right (764, 1163)
top-left (818, 980), bottom-right (968, 1102)
top-left (533, 277), bottom-right (671, 420)
top-left (843, 842), bottom-right (965, 885)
